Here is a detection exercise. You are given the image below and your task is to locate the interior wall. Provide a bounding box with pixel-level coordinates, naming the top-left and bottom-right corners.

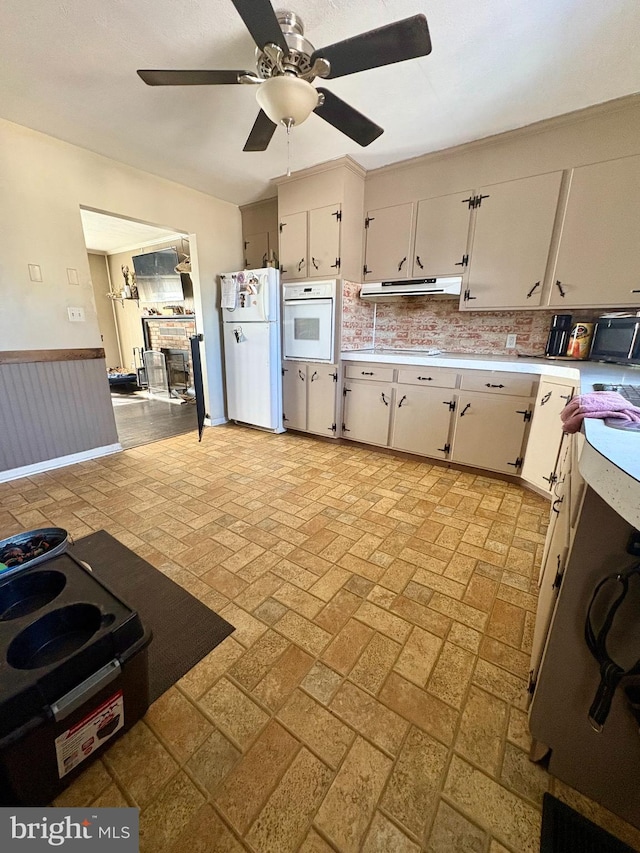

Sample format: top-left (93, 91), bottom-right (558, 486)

top-left (0, 118), bottom-right (243, 422)
top-left (88, 253), bottom-right (120, 366)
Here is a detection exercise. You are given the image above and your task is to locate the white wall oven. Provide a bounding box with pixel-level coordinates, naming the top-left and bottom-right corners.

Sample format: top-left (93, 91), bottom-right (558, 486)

top-left (282, 280), bottom-right (336, 362)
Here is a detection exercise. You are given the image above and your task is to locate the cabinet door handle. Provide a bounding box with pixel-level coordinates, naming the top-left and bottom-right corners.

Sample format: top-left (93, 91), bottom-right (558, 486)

top-left (417, 376), bottom-right (432, 381)
top-left (361, 371), bottom-right (374, 376)
top-left (398, 395), bottom-right (407, 408)
top-left (527, 281), bottom-right (540, 298)
top-left (555, 280), bottom-right (566, 297)
top-left (298, 369), bottom-right (305, 381)
top-left (310, 371), bottom-right (318, 382)
top-left (311, 257), bottom-right (319, 270)
top-left (381, 393), bottom-right (389, 407)
top-left (298, 258), bottom-right (305, 271)
top-left (552, 497), bottom-right (564, 514)
top-left (485, 383), bottom-right (505, 388)
top-left (398, 257), bottom-right (407, 272)
top-left (460, 403), bottom-right (471, 416)
top-left (415, 256), bottom-right (424, 269)
top-left (540, 391), bottom-right (552, 406)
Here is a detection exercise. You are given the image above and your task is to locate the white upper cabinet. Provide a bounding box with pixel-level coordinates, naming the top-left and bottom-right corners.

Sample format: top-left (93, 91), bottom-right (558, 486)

top-left (279, 204), bottom-right (341, 281)
top-left (279, 211), bottom-right (308, 281)
top-left (363, 203), bottom-right (414, 281)
top-left (309, 204), bottom-right (341, 278)
top-left (244, 231), bottom-right (269, 270)
top-left (548, 155), bottom-right (640, 307)
top-left (412, 191), bottom-right (473, 278)
top-left (463, 171), bottom-right (564, 309)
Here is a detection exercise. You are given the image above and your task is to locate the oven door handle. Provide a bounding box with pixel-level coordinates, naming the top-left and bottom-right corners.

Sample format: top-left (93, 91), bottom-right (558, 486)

top-left (283, 299), bottom-right (333, 306)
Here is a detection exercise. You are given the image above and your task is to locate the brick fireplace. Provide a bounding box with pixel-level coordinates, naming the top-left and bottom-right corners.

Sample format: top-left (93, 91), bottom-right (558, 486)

top-left (142, 317), bottom-right (196, 390)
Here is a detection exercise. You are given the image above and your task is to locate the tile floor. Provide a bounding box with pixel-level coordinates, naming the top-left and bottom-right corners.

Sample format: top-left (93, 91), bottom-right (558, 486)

top-left (2, 425), bottom-right (640, 853)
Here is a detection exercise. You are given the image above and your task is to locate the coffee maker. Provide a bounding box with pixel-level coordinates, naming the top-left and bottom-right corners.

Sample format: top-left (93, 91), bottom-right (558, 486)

top-left (545, 314), bottom-right (572, 357)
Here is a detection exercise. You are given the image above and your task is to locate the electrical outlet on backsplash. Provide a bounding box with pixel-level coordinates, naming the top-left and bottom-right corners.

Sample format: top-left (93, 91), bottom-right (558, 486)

top-left (340, 282), bottom-right (609, 356)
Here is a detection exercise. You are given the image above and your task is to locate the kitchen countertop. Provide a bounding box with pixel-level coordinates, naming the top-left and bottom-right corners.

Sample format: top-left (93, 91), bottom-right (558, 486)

top-left (342, 349), bottom-right (640, 528)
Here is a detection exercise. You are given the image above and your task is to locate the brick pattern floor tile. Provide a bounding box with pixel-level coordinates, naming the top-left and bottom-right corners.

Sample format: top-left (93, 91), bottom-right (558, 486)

top-left (4, 424), bottom-right (640, 852)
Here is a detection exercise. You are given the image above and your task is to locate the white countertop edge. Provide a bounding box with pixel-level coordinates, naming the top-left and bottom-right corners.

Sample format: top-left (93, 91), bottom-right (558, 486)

top-left (341, 350), bottom-right (640, 499)
top-left (579, 440), bottom-right (640, 530)
top-left (341, 350), bottom-right (580, 378)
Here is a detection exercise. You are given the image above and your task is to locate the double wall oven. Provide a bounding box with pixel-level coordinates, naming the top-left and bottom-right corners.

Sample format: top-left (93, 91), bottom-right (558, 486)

top-left (282, 280), bottom-right (337, 362)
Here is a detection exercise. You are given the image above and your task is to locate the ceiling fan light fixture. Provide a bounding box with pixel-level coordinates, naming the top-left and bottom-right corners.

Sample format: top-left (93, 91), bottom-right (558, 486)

top-left (255, 75), bottom-right (318, 127)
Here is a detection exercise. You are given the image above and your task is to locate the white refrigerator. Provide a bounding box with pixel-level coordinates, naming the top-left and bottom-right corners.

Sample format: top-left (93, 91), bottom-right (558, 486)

top-left (220, 267), bottom-right (284, 432)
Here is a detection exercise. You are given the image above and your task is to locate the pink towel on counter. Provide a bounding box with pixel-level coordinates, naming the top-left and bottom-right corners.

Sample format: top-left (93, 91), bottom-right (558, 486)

top-left (560, 392), bottom-right (640, 433)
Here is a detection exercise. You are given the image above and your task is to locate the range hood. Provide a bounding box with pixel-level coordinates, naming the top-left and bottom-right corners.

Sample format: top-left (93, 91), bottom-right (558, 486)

top-left (360, 276), bottom-right (462, 302)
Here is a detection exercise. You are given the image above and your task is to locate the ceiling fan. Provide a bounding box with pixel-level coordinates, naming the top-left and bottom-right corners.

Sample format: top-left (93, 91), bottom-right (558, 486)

top-left (137, 0), bottom-right (432, 152)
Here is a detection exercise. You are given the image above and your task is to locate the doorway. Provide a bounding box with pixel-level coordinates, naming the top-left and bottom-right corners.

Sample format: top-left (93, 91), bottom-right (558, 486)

top-left (81, 208), bottom-right (199, 449)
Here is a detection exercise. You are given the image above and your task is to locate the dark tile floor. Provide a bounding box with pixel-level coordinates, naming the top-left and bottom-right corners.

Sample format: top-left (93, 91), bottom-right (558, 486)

top-left (111, 391), bottom-right (198, 449)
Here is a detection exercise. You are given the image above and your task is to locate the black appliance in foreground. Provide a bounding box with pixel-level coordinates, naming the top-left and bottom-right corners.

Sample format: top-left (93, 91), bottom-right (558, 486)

top-left (0, 554), bottom-right (151, 805)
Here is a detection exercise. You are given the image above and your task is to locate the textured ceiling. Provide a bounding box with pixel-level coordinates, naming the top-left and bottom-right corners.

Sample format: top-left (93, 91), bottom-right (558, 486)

top-left (1, 0), bottom-right (639, 206)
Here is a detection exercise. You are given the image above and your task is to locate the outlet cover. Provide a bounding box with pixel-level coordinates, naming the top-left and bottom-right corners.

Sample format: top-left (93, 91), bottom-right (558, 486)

top-left (67, 307), bottom-right (85, 322)
top-left (506, 334), bottom-right (517, 348)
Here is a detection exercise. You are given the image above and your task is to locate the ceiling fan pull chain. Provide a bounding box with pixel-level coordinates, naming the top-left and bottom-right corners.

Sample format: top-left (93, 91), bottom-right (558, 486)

top-left (286, 120), bottom-right (292, 177)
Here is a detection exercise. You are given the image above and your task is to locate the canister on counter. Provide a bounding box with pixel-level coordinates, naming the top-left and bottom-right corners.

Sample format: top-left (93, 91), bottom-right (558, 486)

top-left (566, 322), bottom-right (595, 359)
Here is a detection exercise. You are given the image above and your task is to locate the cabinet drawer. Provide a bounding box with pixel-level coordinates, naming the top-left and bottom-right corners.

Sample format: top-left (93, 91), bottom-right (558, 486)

top-left (397, 367), bottom-right (458, 389)
top-left (345, 365), bottom-right (395, 382)
top-left (460, 371), bottom-right (536, 397)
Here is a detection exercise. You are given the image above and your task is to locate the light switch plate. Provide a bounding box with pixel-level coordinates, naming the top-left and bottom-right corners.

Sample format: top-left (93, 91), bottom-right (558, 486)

top-left (28, 264), bottom-right (43, 282)
top-left (506, 334), bottom-right (517, 348)
top-left (67, 307), bottom-right (85, 322)
top-left (67, 268), bottom-right (80, 285)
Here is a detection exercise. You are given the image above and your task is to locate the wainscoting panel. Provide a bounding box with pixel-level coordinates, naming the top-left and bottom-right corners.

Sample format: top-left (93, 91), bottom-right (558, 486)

top-left (0, 357), bottom-right (118, 472)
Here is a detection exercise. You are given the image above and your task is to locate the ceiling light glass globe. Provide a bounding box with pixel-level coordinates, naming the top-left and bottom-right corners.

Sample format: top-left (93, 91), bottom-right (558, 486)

top-left (256, 76), bottom-right (319, 127)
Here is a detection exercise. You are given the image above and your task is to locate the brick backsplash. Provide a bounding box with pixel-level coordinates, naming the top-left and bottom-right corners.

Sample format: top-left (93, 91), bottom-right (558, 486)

top-left (340, 281), bottom-right (609, 356)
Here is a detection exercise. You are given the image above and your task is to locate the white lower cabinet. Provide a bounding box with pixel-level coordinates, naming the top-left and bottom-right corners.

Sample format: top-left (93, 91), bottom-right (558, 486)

top-left (450, 392), bottom-right (532, 474)
top-left (521, 378), bottom-right (575, 492)
top-left (527, 432), bottom-right (587, 704)
top-left (341, 362), bottom-right (539, 477)
top-left (390, 385), bottom-right (455, 458)
top-left (342, 381), bottom-right (393, 445)
top-left (282, 362), bottom-right (338, 436)
top-left (528, 439), bottom-right (571, 702)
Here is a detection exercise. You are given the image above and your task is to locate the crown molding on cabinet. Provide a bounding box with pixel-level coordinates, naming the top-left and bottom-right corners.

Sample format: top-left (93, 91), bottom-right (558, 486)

top-left (273, 155), bottom-right (367, 186)
top-left (367, 93), bottom-right (640, 179)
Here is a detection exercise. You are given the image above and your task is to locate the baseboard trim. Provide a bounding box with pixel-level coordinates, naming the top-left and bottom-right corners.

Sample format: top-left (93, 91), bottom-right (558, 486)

top-left (0, 443), bottom-right (122, 483)
top-left (205, 417), bottom-right (228, 427)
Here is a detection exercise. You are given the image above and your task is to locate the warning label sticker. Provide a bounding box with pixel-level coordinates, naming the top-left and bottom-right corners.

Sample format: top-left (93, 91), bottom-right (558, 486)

top-left (55, 691), bottom-right (124, 778)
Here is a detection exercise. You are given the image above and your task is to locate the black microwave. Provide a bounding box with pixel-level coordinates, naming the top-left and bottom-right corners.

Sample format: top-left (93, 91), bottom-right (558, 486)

top-left (589, 317), bottom-right (640, 365)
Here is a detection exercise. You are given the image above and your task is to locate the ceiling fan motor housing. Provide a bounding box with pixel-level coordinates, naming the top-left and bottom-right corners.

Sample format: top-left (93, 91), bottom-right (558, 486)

top-left (256, 10), bottom-right (314, 79)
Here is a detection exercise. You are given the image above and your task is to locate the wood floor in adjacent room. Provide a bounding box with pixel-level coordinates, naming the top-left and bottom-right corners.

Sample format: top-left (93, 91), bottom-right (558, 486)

top-left (2, 425), bottom-right (639, 853)
top-left (111, 390), bottom-right (198, 449)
